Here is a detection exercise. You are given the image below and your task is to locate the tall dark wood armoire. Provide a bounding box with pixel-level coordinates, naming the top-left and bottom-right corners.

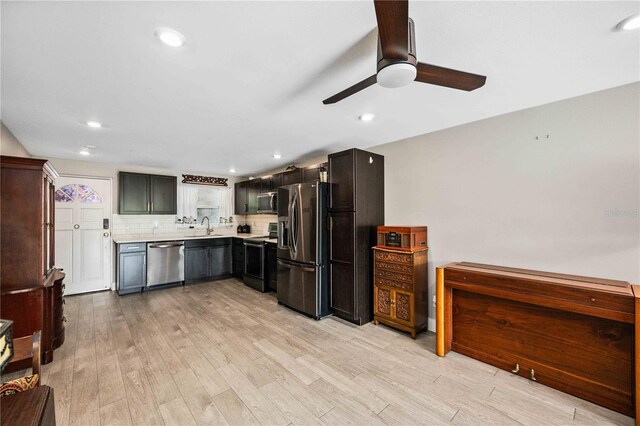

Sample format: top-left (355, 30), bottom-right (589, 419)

top-left (1, 156), bottom-right (65, 367)
top-left (328, 148), bottom-right (384, 325)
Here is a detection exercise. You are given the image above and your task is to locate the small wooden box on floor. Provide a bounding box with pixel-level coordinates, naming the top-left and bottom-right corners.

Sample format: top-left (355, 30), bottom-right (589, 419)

top-left (373, 226), bottom-right (428, 338)
top-left (436, 262), bottom-right (639, 420)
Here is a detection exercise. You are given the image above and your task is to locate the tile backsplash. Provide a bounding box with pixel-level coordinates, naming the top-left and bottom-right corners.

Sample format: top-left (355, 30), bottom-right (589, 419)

top-left (112, 214), bottom-right (277, 237)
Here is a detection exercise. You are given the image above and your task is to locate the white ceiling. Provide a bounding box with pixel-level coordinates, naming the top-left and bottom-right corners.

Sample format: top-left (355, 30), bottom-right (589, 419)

top-left (2, 1), bottom-right (638, 176)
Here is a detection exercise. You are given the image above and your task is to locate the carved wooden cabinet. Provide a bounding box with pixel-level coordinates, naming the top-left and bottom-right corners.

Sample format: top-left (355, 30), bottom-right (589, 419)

top-left (0, 156), bottom-right (65, 366)
top-left (373, 247), bottom-right (428, 338)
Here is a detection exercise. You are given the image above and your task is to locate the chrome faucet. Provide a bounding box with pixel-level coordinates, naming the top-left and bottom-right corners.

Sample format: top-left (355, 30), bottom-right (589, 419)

top-left (201, 216), bottom-right (212, 235)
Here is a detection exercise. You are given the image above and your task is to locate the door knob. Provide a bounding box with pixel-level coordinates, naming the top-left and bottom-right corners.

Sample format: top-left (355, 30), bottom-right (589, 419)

top-left (103, 232), bottom-right (110, 237)
top-left (73, 224), bottom-right (80, 229)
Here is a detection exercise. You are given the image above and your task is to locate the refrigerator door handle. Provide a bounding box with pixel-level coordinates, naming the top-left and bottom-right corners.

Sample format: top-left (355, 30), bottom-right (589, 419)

top-left (290, 190), bottom-right (299, 257)
top-left (277, 259), bottom-right (315, 273)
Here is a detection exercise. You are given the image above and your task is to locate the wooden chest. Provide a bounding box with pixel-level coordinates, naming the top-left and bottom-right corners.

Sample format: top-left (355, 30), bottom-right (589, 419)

top-left (372, 247), bottom-right (428, 338)
top-left (436, 262), bottom-right (639, 419)
top-left (376, 226), bottom-right (427, 252)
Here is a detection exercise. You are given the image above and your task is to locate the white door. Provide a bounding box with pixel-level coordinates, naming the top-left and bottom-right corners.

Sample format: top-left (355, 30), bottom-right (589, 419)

top-left (55, 176), bottom-right (112, 295)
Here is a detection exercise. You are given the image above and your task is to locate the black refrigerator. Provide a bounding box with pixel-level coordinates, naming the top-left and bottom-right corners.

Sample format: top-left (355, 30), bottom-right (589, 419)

top-left (277, 182), bottom-right (330, 319)
top-left (328, 148), bottom-right (384, 325)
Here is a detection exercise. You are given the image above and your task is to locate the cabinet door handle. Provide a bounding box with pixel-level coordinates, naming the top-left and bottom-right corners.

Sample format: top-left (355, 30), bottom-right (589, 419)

top-left (62, 316), bottom-right (67, 323)
top-left (511, 363), bottom-right (520, 373)
top-left (151, 202), bottom-right (153, 212)
top-left (530, 369), bottom-right (537, 381)
top-left (147, 202), bottom-right (150, 212)
top-left (143, 255), bottom-right (146, 266)
top-left (73, 224), bottom-right (80, 229)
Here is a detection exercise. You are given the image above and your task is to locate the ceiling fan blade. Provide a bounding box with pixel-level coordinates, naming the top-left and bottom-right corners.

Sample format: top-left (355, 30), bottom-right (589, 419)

top-left (322, 74), bottom-right (377, 104)
top-left (374, 0), bottom-right (409, 60)
top-left (415, 62), bottom-right (486, 91)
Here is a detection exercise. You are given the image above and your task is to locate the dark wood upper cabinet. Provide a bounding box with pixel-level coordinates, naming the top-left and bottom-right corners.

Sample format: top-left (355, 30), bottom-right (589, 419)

top-left (119, 172), bottom-right (149, 214)
top-left (302, 163), bottom-right (327, 183)
top-left (328, 151), bottom-right (356, 211)
top-left (234, 181), bottom-right (249, 215)
top-left (150, 175), bottom-right (177, 214)
top-left (282, 169), bottom-right (302, 186)
top-left (119, 172), bottom-right (176, 215)
top-left (247, 179), bottom-right (261, 214)
top-left (260, 173), bottom-right (282, 193)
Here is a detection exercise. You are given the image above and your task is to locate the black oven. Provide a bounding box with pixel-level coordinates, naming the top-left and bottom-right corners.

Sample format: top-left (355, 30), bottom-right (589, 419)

top-left (244, 239), bottom-right (266, 292)
top-left (257, 192), bottom-right (277, 214)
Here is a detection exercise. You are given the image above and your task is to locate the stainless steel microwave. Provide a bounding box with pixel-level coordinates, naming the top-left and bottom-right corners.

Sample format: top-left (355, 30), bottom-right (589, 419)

top-left (257, 192), bottom-right (277, 214)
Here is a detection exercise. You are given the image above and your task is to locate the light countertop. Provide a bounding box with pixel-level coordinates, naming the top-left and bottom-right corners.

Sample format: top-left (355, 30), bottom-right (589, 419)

top-left (112, 233), bottom-right (266, 244)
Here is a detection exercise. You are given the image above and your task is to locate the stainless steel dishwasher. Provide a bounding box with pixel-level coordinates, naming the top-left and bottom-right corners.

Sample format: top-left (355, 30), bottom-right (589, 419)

top-left (146, 241), bottom-right (184, 286)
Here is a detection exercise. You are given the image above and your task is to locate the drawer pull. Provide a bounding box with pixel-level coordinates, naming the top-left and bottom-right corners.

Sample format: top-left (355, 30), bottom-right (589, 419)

top-left (511, 363), bottom-right (520, 373)
top-left (530, 369), bottom-right (536, 381)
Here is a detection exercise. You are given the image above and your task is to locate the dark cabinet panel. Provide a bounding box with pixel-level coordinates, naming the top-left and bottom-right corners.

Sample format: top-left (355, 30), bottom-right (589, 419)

top-left (329, 212), bottom-right (355, 263)
top-left (119, 252), bottom-right (146, 292)
top-left (302, 166), bottom-right (322, 182)
top-left (260, 174), bottom-right (282, 193)
top-left (119, 172), bottom-right (150, 214)
top-left (119, 172), bottom-right (176, 215)
top-left (282, 169), bottom-right (302, 186)
top-left (328, 151), bottom-right (355, 211)
top-left (266, 243), bottom-right (277, 291)
top-left (150, 175), bottom-right (177, 214)
top-left (232, 238), bottom-right (245, 278)
top-left (234, 181), bottom-right (248, 215)
top-left (185, 247), bottom-right (210, 282)
top-left (209, 245), bottom-right (231, 277)
top-left (329, 261), bottom-right (355, 317)
top-left (185, 238), bottom-right (232, 283)
top-left (328, 148), bottom-right (384, 325)
top-left (247, 179), bottom-right (261, 214)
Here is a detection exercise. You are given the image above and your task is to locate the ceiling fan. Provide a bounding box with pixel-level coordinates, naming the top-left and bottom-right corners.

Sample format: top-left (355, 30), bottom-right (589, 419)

top-left (323, 0), bottom-right (487, 105)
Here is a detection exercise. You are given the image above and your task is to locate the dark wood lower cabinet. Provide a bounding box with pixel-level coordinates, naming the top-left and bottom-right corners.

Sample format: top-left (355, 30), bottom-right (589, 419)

top-left (1, 270), bottom-right (65, 369)
top-left (436, 262), bottom-right (639, 418)
top-left (232, 238), bottom-right (245, 278)
top-left (185, 238), bottom-right (231, 283)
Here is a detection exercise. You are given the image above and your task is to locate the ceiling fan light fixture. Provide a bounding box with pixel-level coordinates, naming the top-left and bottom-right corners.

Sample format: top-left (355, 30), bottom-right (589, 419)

top-left (155, 27), bottom-right (186, 47)
top-left (377, 63), bottom-right (417, 88)
top-left (616, 13), bottom-right (640, 30)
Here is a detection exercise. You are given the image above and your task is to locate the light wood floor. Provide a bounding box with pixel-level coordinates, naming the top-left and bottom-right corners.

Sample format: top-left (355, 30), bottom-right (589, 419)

top-left (36, 278), bottom-right (632, 426)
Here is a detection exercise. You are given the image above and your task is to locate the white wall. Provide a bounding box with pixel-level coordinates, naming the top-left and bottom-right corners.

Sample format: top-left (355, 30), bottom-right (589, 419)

top-left (0, 122), bottom-right (30, 157)
top-left (47, 157), bottom-right (239, 213)
top-left (371, 82), bottom-right (640, 331)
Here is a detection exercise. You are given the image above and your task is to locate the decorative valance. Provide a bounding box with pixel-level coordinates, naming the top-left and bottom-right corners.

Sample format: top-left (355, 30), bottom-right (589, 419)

top-left (181, 174), bottom-right (228, 187)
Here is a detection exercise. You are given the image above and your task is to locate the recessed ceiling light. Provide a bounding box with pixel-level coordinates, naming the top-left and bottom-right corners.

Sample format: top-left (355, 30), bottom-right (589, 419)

top-left (155, 27), bottom-right (186, 47)
top-left (79, 150), bottom-right (90, 156)
top-left (359, 113), bottom-right (375, 122)
top-left (617, 13), bottom-right (640, 30)
top-left (229, 168), bottom-right (236, 173)
top-left (86, 120), bottom-right (102, 128)
top-left (273, 154), bottom-right (282, 159)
